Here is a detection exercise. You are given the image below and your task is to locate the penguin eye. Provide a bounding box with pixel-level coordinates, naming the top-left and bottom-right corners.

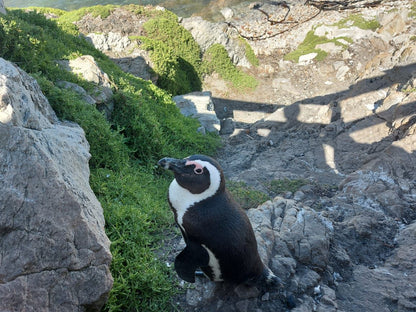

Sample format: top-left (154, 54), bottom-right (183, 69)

top-left (194, 168), bottom-right (203, 175)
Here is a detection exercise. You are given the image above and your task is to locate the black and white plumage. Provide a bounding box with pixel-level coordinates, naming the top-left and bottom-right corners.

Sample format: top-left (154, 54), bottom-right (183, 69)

top-left (158, 154), bottom-right (281, 286)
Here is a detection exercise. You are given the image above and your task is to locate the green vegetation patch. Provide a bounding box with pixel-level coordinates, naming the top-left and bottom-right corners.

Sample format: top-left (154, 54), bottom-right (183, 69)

top-left (334, 14), bottom-right (380, 31)
top-left (203, 43), bottom-right (258, 90)
top-left (90, 167), bottom-right (176, 312)
top-left (57, 4), bottom-right (119, 24)
top-left (265, 178), bottom-right (308, 196)
top-left (111, 78), bottom-right (219, 163)
top-left (0, 8), bottom-right (220, 311)
top-left (13, 6), bottom-right (67, 17)
top-left (284, 30), bottom-right (352, 63)
top-left (285, 13), bottom-right (378, 63)
top-left (141, 17), bottom-right (202, 95)
top-left (410, 2), bottom-right (416, 18)
top-left (239, 37), bottom-right (259, 67)
top-left (227, 181), bottom-right (269, 209)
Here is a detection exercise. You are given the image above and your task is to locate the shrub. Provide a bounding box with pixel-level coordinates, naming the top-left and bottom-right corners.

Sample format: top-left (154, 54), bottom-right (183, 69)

top-left (111, 78), bottom-right (219, 163)
top-left (203, 43), bottom-right (258, 90)
top-left (141, 17), bottom-right (202, 95)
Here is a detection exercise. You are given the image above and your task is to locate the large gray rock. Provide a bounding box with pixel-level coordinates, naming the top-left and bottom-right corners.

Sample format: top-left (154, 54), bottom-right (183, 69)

top-left (0, 0), bottom-right (5, 15)
top-left (173, 91), bottom-right (220, 134)
top-left (58, 55), bottom-right (114, 118)
top-left (0, 58), bottom-right (113, 311)
top-left (336, 221), bottom-right (416, 312)
top-left (84, 32), bottom-right (155, 82)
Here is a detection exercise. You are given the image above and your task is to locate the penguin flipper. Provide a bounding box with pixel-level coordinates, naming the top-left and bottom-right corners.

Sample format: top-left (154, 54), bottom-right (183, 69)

top-left (175, 242), bottom-right (209, 283)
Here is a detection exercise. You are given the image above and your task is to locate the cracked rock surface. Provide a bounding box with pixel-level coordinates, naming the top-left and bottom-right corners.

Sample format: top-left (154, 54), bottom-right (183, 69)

top-left (168, 1), bottom-right (416, 311)
top-left (0, 58), bottom-right (113, 311)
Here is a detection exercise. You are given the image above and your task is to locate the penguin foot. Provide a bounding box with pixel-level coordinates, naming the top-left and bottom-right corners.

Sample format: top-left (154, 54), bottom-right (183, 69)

top-left (263, 268), bottom-right (284, 289)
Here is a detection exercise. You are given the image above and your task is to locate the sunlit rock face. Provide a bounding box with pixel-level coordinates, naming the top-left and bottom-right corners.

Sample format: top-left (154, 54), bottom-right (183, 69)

top-left (0, 57), bottom-right (113, 311)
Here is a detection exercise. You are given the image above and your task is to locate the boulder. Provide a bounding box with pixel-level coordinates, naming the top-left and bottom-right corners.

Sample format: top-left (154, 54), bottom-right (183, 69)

top-left (58, 55), bottom-right (114, 118)
top-left (0, 58), bottom-right (113, 311)
top-left (173, 91), bottom-right (220, 134)
top-left (0, 0), bottom-right (5, 15)
top-left (84, 32), bottom-right (155, 82)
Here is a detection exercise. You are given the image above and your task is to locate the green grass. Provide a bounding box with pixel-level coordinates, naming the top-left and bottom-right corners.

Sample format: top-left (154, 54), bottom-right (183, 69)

top-left (334, 14), bottom-right (380, 31)
top-left (265, 179), bottom-right (308, 196)
top-left (228, 181), bottom-right (269, 209)
top-left (57, 4), bottom-right (119, 23)
top-left (0, 8), bottom-right (220, 311)
top-left (239, 37), bottom-right (259, 67)
top-left (285, 14), bottom-right (378, 63)
top-left (284, 30), bottom-right (352, 63)
top-left (90, 167), bottom-right (176, 312)
top-left (203, 43), bottom-right (258, 90)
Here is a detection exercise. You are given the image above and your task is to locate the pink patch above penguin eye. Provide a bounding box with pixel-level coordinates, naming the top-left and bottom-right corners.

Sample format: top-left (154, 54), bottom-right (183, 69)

top-left (185, 160), bottom-right (204, 175)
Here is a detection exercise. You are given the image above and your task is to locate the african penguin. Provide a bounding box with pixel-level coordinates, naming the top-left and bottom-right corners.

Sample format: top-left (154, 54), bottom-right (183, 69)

top-left (158, 154), bottom-right (282, 287)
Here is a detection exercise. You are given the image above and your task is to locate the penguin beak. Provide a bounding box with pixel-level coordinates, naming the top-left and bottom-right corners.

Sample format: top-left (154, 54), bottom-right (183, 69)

top-left (158, 157), bottom-right (187, 174)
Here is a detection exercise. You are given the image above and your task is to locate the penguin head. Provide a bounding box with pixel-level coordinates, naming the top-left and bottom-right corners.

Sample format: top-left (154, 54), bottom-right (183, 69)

top-left (158, 155), bottom-right (225, 194)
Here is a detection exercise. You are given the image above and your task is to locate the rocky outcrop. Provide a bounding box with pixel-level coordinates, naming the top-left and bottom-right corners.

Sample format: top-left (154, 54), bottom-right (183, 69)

top-left (0, 58), bottom-right (113, 311)
top-left (84, 32), bottom-right (156, 82)
top-left (171, 1), bottom-right (416, 311)
top-left (75, 7), bottom-right (156, 82)
top-left (179, 16), bottom-right (252, 68)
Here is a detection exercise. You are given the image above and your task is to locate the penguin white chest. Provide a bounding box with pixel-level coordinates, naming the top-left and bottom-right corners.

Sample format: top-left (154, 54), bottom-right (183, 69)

top-left (168, 162), bottom-right (221, 230)
top-left (168, 180), bottom-right (199, 231)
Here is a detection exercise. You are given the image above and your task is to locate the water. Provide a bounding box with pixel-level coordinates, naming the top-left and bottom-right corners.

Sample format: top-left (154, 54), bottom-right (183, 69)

top-left (3, 0), bottom-right (249, 18)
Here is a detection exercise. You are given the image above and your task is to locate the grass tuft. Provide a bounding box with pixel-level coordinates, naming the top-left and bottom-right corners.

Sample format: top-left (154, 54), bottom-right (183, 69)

top-left (334, 14), bottom-right (380, 31)
top-left (227, 181), bottom-right (269, 209)
top-left (284, 30), bottom-right (352, 63)
top-left (203, 43), bottom-right (258, 90)
top-left (285, 14), bottom-right (378, 63)
top-left (265, 179), bottom-right (308, 196)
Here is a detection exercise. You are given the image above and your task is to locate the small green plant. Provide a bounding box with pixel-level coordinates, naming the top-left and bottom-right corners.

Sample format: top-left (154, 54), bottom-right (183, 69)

top-left (334, 14), bottom-right (380, 31)
top-left (227, 181), bottom-right (269, 209)
top-left (203, 43), bottom-right (258, 90)
top-left (239, 37), bottom-right (259, 67)
top-left (285, 13), bottom-right (377, 63)
top-left (265, 179), bottom-right (308, 196)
